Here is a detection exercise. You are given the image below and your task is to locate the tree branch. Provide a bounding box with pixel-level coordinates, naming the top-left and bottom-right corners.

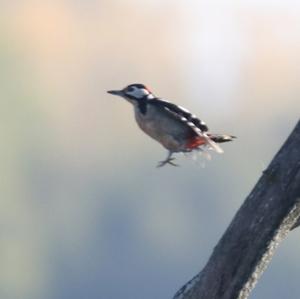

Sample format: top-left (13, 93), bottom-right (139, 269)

top-left (174, 120), bottom-right (300, 299)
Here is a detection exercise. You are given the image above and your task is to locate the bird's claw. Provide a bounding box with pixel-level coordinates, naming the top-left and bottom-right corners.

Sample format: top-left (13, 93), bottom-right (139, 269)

top-left (157, 157), bottom-right (179, 168)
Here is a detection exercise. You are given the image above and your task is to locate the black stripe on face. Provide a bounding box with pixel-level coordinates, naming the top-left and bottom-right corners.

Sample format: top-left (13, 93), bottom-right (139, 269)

top-left (124, 87), bottom-right (154, 102)
top-left (124, 93), bottom-right (148, 102)
top-left (122, 93), bottom-right (148, 115)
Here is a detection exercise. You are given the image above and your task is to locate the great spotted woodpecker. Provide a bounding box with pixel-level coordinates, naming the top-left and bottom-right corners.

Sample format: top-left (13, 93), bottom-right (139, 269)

top-left (108, 83), bottom-right (235, 167)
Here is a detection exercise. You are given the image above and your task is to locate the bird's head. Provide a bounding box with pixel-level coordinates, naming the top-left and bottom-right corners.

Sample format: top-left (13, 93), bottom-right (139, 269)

top-left (107, 83), bottom-right (155, 103)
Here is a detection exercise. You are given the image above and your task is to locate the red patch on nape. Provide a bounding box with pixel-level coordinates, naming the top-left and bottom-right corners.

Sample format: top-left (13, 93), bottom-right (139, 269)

top-left (145, 86), bottom-right (151, 93)
top-left (186, 136), bottom-right (207, 149)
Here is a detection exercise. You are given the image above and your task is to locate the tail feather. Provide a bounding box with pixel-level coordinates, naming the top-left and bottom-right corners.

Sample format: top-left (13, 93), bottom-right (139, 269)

top-left (208, 134), bottom-right (236, 143)
top-left (202, 133), bottom-right (224, 153)
top-left (186, 133), bottom-right (236, 154)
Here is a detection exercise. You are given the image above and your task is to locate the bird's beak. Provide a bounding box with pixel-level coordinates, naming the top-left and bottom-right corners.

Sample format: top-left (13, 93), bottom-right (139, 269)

top-left (107, 90), bottom-right (124, 97)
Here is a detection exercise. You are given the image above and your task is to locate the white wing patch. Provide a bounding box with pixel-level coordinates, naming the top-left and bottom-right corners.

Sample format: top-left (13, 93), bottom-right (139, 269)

top-left (176, 105), bottom-right (190, 113)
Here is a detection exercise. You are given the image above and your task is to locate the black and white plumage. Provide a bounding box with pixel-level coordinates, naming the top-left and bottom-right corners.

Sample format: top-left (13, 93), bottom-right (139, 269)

top-left (108, 83), bottom-right (235, 167)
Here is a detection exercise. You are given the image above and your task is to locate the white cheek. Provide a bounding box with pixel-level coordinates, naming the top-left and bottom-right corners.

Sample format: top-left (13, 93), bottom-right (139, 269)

top-left (127, 87), bottom-right (149, 98)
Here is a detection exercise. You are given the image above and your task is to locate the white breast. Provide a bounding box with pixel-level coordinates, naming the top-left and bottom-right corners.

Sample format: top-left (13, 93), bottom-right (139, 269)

top-left (133, 105), bottom-right (188, 152)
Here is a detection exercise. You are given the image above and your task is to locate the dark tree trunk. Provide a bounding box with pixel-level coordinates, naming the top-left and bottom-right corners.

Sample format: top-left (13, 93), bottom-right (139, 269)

top-left (174, 120), bottom-right (300, 299)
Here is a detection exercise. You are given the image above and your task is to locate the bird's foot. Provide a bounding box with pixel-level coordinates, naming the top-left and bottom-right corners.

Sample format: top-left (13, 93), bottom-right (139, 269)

top-left (157, 157), bottom-right (179, 168)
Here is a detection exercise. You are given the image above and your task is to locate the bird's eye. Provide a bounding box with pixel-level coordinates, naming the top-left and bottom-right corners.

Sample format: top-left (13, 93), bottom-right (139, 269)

top-left (126, 86), bottom-right (134, 92)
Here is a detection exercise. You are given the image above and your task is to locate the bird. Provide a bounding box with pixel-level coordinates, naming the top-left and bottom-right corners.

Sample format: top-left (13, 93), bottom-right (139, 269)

top-left (107, 83), bottom-right (236, 167)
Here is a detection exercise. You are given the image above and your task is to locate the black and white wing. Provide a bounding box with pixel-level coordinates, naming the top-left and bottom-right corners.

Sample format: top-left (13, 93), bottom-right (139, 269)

top-left (151, 98), bottom-right (223, 153)
top-left (151, 98), bottom-right (209, 132)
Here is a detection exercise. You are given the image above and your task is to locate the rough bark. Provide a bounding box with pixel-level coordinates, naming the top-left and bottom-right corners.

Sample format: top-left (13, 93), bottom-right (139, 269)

top-left (174, 120), bottom-right (300, 299)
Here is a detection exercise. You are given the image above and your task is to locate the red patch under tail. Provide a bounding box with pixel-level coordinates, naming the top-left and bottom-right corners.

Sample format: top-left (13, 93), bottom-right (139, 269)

top-left (186, 136), bottom-right (207, 150)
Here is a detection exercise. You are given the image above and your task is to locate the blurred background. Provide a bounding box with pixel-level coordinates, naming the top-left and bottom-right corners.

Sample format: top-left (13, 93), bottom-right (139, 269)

top-left (1, 1), bottom-right (300, 299)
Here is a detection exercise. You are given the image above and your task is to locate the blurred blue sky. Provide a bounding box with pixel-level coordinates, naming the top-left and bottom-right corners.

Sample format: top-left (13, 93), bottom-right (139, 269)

top-left (0, 1), bottom-right (300, 299)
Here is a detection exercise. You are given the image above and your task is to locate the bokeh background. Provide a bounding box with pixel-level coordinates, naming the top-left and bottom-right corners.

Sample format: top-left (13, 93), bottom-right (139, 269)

top-left (1, 1), bottom-right (300, 299)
